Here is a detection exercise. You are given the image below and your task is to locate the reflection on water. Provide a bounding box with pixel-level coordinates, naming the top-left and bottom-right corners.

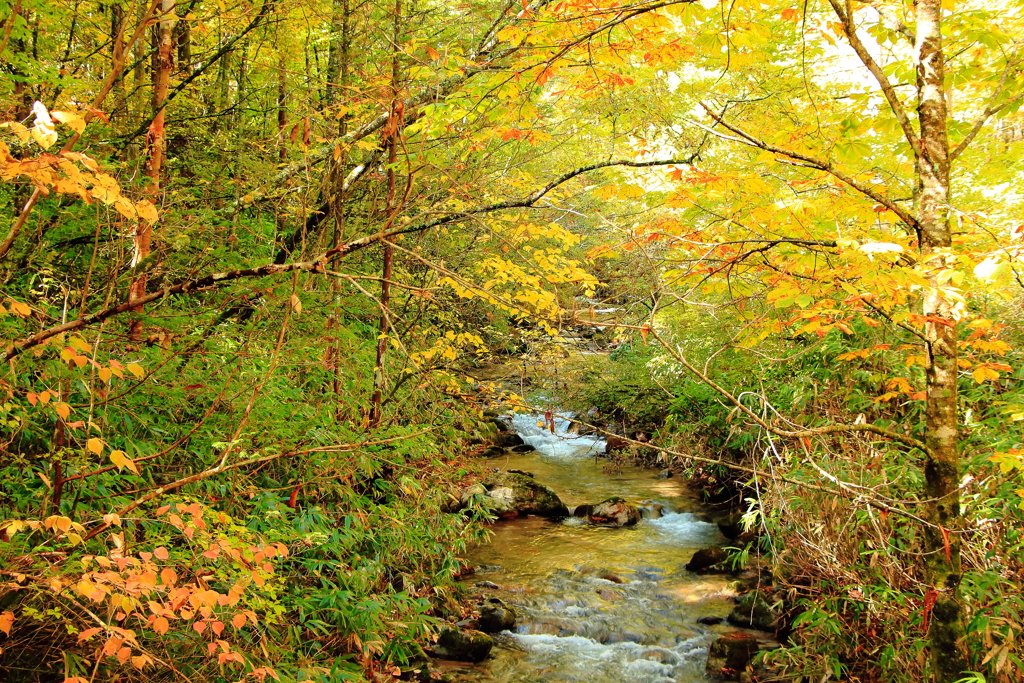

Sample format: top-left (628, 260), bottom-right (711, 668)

top-left (450, 412), bottom-right (737, 683)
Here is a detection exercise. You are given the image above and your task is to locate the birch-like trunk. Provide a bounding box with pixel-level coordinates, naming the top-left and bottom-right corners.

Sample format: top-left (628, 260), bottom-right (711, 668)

top-left (914, 0), bottom-right (968, 677)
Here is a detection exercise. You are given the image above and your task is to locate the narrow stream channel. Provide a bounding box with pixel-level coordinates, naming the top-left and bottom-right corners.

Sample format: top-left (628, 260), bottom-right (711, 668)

top-left (448, 411), bottom-right (741, 683)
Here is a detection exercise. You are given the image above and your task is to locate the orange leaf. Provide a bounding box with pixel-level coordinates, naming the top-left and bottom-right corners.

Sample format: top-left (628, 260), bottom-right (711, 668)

top-left (77, 627), bottom-right (102, 643)
top-left (939, 526), bottom-right (951, 564)
top-left (0, 611), bottom-right (14, 635)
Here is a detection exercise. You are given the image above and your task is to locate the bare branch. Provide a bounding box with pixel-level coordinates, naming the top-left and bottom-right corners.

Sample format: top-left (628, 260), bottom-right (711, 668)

top-left (828, 0), bottom-right (921, 158)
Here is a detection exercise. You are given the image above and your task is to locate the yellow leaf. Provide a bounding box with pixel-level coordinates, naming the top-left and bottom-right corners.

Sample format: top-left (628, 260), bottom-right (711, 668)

top-left (109, 450), bottom-right (138, 473)
top-left (98, 367), bottom-right (112, 383)
top-left (55, 403), bottom-right (71, 419)
top-left (114, 197), bottom-right (137, 220)
top-left (51, 110), bottom-right (86, 134)
top-left (1, 121), bottom-right (30, 142)
top-left (9, 301), bottom-right (31, 317)
top-left (972, 366), bottom-right (999, 384)
top-left (135, 200), bottom-right (159, 224)
top-left (126, 363), bottom-right (144, 378)
top-left (86, 438), bottom-right (104, 455)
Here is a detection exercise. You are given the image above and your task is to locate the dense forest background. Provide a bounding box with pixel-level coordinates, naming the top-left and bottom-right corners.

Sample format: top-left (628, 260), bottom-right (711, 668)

top-left (0, 0), bottom-right (1022, 681)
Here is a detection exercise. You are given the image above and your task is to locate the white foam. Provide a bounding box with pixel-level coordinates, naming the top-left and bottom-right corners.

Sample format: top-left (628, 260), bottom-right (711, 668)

top-left (647, 512), bottom-right (723, 544)
top-left (510, 633), bottom-right (705, 683)
top-left (507, 412), bottom-right (605, 458)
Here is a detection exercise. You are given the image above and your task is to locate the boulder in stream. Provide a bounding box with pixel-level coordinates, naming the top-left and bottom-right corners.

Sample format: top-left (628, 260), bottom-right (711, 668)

top-left (686, 546), bottom-right (730, 573)
top-left (728, 591), bottom-right (779, 631)
top-left (493, 432), bottom-right (524, 448)
top-left (705, 631), bottom-right (759, 679)
top-left (459, 471), bottom-right (569, 519)
top-left (717, 512), bottom-right (745, 540)
top-left (588, 497), bottom-right (641, 527)
top-left (433, 628), bottom-right (493, 662)
top-left (572, 503), bottom-right (594, 518)
top-left (476, 597), bottom-right (516, 632)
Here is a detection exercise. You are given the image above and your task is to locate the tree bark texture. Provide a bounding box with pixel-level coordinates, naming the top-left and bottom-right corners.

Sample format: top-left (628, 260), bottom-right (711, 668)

top-left (914, 0), bottom-right (969, 677)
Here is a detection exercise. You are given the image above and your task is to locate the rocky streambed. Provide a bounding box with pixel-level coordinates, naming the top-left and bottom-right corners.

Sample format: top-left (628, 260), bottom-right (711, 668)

top-left (437, 410), bottom-right (778, 683)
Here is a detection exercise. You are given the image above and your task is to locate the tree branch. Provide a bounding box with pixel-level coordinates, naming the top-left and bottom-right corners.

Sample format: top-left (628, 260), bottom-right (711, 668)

top-left (698, 104), bottom-right (920, 231)
top-left (648, 327), bottom-right (931, 455)
top-left (117, 0), bottom-right (277, 148)
top-left (950, 59), bottom-right (1024, 161)
top-left (828, 0), bottom-right (921, 158)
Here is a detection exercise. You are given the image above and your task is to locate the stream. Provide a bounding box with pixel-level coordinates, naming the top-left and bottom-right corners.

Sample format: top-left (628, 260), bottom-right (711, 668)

top-left (447, 411), bottom-right (742, 683)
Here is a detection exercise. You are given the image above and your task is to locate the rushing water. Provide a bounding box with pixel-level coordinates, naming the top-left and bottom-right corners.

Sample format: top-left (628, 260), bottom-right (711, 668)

top-left (447, 411), bottom-right (741, 683)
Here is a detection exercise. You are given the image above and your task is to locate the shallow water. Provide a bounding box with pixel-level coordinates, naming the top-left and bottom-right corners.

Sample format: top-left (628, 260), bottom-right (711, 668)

top-left (448, 412), bottom-right (741, 683)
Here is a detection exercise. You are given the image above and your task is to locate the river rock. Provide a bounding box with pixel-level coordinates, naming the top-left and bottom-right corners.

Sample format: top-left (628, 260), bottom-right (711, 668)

top-left (686, 546), bottom-right (730, 573)
top-left (717, 512), bottom-right (745, 540)
top-left (588, 497), bottom-right (641, 527)
top-left (705, 631), bottom-right (759, 679)
top-left (494, 432), bottom-right (524, 448)
top-left (697, 615), bottom-right (724, 625)
top-left (433, 628), bottom-right (493, 662)
top-left (658, 468), bottom-right (673, 479)
top-left (510, 444), bottom-right (536, 453)
top-left (572, 504), bottom-right (594, 518)
top-left (463, 470), bottom-right (569, 518)
top-left (605, 436), bottom-right (628, 454)
top-left (477, 597), bottom-right (516, 633)
top-left (488, 417), bottom-right (511, 432)
top-left (728, 591), bottom-right (778, 631)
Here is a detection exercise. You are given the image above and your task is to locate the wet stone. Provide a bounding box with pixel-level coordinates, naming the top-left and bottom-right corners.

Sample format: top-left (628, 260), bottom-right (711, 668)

top-left (433, 628), bottom-right (493, 663)
top-left (588, 497), bottom-right (641, 527)
top-left (697, 615), bottom-right (725, 625)
top-left (686, 546), bottom-right (730, 573)
top-left (728, 591), bottom-right (779, 631)
top-left (477, 597), bottom-right (517, 633)
top-left (706, 631), bottom-right (759, 679)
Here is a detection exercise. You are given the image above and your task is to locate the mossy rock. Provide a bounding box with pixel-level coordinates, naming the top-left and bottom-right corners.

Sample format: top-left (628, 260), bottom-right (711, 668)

top-left (706, 631), bottom-right (759, 679)
top-left (686, 546), bottom-right (730, 573)
top-left (728, 591), bottom-right (778, 631)
top-left (477, 597), bottom-right (516, 633)
top-left (433, 628), bottom-right (493, 663)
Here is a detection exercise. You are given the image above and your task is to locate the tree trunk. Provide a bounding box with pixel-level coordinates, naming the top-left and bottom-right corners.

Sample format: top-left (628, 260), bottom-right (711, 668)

top-left (324, 0), bottom-right (349, 114)
top-left (277, 36), bottom-right (287, 163)
top-left (914, 0), bottom-right (968, 677)
top-left (110, 2), bottom-right (126, 125)
top-left (368, 0), bottom-right (402, 428)
top-left (131, 0), bottom-right (174, 337)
